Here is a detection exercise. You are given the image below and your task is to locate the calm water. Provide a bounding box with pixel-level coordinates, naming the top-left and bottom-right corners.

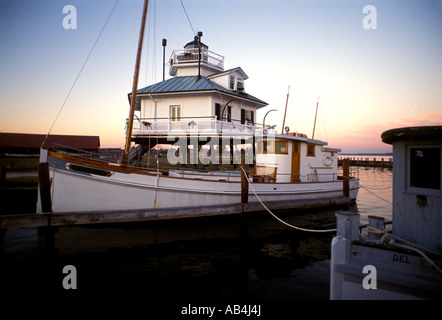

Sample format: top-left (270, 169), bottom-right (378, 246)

top-left (0, 166), bottom-right (392, 309)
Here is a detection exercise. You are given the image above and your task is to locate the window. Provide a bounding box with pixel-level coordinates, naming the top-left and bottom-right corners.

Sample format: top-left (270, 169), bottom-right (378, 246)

top-left (229, 75), bottom-right (235, 90)
top-left (241, 109), bottom-right (254, 125)
top-left (275, 141), bottom-right (288, 154)
top-left (227, 106), bottom-right (232, 122)
top-left (307, 144), bottom-right (315, 157)
top-left (215, 103), bottom-right (221, 120)
top-left (410, 147), bottom-right (441, 190)
top-left (237, 79), bottom-right (244, 91)
top-left (257, 139), bottom-right (288, 154)
top-left (170, 105), bottom-right (181, 121)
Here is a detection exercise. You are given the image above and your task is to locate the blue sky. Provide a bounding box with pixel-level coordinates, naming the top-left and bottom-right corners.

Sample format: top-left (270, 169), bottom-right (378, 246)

top-left (1, 0), bottom-right (441, 152)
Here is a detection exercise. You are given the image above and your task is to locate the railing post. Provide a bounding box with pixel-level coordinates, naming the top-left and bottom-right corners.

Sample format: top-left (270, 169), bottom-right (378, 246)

top-left (368, 215), bottom-right (385, 241)
top-left (335, 211), bottom-right (360, 241)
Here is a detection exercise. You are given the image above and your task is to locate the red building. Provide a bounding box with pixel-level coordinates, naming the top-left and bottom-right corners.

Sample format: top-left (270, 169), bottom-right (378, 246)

top-left (0, 133), bottom-right (100, 156)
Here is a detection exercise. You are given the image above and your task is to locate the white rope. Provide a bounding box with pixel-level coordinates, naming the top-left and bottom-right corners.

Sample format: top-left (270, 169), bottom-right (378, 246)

top-left (240, 166), bottom-right (337, 233)
top-left (367, 226), bottom-right (442, 275)
top-left (361, 185), bottom-right (392, 189)
top-left (360, 185), bottom-right (392, 204)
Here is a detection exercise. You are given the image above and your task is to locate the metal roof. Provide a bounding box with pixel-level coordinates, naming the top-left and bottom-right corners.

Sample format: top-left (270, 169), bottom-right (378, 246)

top-left (135, 76), bottom-right (268, 105)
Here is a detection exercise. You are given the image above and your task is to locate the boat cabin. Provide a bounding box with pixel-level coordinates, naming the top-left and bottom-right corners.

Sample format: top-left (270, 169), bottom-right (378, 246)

top-left (381, 126), bottom-right (442, 251)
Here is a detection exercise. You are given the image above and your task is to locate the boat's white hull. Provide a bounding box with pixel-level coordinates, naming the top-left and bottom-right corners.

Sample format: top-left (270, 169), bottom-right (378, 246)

top-left (331, 238), bottom-right (442, 300)
top-left (37, 153), bottom-right (359, 214)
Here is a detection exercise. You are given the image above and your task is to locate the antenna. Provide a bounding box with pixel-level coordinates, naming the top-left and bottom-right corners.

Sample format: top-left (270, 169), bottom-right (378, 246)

top-left (312, 96), bottom-right (320, 139)
top-left (281, 86), bottom-right (290, 135)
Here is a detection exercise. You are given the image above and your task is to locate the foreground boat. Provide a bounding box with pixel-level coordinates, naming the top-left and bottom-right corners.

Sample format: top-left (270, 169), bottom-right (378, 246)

top-left (330, 126), bottom-right (442, 299)
top-left (36, 1), bottom-right (359, 215)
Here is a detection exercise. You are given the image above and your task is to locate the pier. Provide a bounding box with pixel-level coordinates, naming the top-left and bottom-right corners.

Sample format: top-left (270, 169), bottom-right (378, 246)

top-left (0, 196), bottom-right (352, 229)
top-left (338, 157), bottom-right (392, 169)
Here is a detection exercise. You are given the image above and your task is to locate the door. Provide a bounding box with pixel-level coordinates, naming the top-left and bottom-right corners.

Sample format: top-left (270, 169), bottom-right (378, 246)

top-left (291, 141), bottom-right (300, 182)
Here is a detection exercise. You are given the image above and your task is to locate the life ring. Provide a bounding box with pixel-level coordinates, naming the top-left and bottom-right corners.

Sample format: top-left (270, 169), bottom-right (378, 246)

top-left (323, 155), bottom-right (333, 166)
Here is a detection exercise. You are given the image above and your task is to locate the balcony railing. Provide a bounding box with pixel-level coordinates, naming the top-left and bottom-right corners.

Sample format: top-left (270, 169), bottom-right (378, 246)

top-left (169, 48), bottom-right (224, 70)
top-left (131, 116), bottom-right (257, 136)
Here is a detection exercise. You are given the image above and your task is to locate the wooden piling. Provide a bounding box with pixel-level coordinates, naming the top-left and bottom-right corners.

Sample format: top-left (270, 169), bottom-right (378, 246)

top-left (240, 160), bottom-right (249, 205)
top-left (343, 158), bottom-right (349, 197)
top-left (38, 162), bottom-right (52, 213)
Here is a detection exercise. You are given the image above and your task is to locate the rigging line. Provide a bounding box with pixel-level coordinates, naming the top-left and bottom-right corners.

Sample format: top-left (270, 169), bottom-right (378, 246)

top-left (41, 0), bottom-right (120, 149)
top-left (240, 166), bottom-right (337, 233)
top-left (179, 0), bottom-right (196, 36)
top-left (144, 0), bottom-right (156, 85)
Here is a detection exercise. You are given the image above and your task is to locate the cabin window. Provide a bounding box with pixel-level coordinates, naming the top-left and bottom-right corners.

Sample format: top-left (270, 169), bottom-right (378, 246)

top-left (307, 144), bottom-right (315, 157)
top-left (170, 105), bottom-right (181, 121)
top-left (293, 142), bottom-right (299, 154)
top-left (275, 140), bottom-right (288, 154)
top-left (263, 140), bottom-right (272, 153)
top-left (257, 139), bottom-right (287, 154)
top-left (410, 147), bottom-right (441, 190)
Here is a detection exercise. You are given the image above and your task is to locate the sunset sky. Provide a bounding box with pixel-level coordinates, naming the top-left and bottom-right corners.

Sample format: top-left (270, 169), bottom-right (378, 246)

top-left (1, 0), bottom-right (441, 153)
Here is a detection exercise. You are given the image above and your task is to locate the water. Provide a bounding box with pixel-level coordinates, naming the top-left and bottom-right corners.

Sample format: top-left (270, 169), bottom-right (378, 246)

top-left (0, 167), bottom-right (392, 310)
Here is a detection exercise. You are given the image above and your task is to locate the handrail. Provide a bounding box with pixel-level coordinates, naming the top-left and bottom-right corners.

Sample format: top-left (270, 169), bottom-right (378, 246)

top-left (170, 48), bottom-right (224, 69)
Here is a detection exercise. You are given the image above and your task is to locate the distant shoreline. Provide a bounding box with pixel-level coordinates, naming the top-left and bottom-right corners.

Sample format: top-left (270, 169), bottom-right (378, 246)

top-left (339, 153), bottom-right (393, 156)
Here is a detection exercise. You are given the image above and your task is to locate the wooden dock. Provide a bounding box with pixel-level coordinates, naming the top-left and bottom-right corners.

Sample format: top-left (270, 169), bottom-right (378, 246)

top-left (0, 196), bottom-right (352, 229)
top-left (338, 157), bottom-right (393, 168)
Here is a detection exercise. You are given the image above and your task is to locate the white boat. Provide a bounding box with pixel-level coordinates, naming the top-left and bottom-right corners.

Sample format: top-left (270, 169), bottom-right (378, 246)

top-left (330, 126), bottom-right (442, 300)
top-left (36, 1), bottom-right (359, 215)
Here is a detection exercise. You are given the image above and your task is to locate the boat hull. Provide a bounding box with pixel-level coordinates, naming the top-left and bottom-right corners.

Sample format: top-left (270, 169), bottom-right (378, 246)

top-left (37, 151), bottom-right (359, 214)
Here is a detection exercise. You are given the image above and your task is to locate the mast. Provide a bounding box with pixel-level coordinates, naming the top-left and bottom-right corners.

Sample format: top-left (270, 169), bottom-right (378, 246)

top-left (312, 96), bottom-right (319, 139)
top-left (123, 0), bottom-right (149, 161)
top-left (281, 86), bottom-right (290, 134)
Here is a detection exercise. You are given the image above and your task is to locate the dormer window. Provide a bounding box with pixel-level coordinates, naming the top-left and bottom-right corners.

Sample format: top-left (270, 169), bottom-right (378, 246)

top-left (237, 79), bottom-right (244, 92)
top-left (229, 75), bottom-right (235, 90)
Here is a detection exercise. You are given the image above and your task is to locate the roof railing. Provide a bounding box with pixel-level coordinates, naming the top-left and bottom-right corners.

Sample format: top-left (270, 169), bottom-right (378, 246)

top-left (170, 48), bottom-right (224, 69)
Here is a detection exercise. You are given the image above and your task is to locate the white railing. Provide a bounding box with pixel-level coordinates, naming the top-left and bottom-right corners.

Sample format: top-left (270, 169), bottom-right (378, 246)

top-left (131, 117), bottom-right (256, 136)
top-left (169, 48), bottom-right (224, 70)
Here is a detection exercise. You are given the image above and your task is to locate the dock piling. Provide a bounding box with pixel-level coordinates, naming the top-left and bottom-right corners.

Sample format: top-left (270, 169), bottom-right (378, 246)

top-left (38, 162), bottom-right (52, 213)
top-left (342, 159), bottom-right (349, 197)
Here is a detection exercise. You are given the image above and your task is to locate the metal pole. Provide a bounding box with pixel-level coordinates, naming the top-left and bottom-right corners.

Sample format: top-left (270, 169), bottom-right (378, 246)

top-left (312, 96), bottom-right (319, 139)
top-left (281, 86), bottom-right (290, 134)
top-left (263, 109), bottom-right (277, 128)
top-left (162, 38), bottom-right (167, 81)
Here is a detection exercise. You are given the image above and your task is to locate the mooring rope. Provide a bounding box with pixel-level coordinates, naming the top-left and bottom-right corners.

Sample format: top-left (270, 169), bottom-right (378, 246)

top-left (240, 166), bottom-right (337, 233)
top-left (367, 226), bottom-right (442, 275)
top-left (359, 185), bottom-right (393, 204)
